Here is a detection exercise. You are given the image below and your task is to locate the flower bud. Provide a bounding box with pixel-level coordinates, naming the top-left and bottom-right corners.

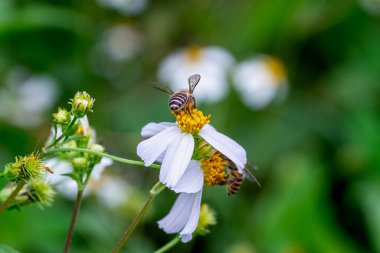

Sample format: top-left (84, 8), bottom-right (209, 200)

top-left (71, 91), bottom-right (95, 118)
top-left (89, 144), bottom-right (105, 164)
top-left (52, 107), bottom-right (71, 125)
top-left (28, 180), bottom-right (56, 208)
top-left (72, 157), bottom-right (88, 174)
top-left (10, 180), bottom-right (56, 209)
top-left (3, 154), bottom-right (44, 182)
top-left (196, 204), bottom-right (217, 235)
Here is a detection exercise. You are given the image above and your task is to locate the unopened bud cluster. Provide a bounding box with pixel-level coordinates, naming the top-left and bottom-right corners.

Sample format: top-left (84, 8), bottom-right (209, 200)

top-left (3, 153), bottom-right (45, 182)
top-left (71, 91), bottom-right (95, 118)
top-left (53, 107), bottom-right (71, 125)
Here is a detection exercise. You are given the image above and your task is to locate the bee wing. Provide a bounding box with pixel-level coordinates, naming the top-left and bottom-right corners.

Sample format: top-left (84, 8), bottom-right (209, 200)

top-left (152, 83), bottom-right (174, 95)
top-left (188, 74), bottom-right (201, 93)
top-left (244, 163), bottom-right (261, 188)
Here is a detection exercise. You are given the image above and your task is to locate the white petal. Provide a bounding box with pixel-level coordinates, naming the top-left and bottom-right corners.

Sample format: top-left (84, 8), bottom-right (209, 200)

top-left (158, 191), bottom-right (202, 238)
top-left (91, 157), bottom-right (113, 181)
top-left (160, 133), bottom-right (194, 188)
top-left (180, 234), bottom-right (193, 243)
top-left (199, 124), bottom-right (247, 172)
top-left (172, 160), bottom-right (204, 193)
top-left (141, 122), bottom-right (176, 138)
top-left (45, 158), bottom-right (73, 185)
top-left (137, 126), bottom-right (180, 166)
top-left (179, 190), bottom-right (202, 243)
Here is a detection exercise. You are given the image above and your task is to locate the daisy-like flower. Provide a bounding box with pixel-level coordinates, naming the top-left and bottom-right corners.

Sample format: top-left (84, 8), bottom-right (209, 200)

top-left (137, 109), bottom-right (246, 188)
top-left (232, 55), bottom-right (287, 110)
top-left (137, 108), bottom-right (247, 242)
top-left (158, 46), bottom-right (234, 103)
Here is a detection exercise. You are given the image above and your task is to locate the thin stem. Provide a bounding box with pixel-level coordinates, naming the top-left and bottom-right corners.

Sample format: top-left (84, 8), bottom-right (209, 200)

top-left (0, 181), bottom-right (26, 213)
top-left (112, 182), bottom-right (166, 253)
top-left (44, 147), bottom-right (160, 169)
top-left (63, 190), bottom-right (83, 253)
top-left (154, 236), bottom-right (181, 253)
top-left (46, 116), bottom-right (78, 149)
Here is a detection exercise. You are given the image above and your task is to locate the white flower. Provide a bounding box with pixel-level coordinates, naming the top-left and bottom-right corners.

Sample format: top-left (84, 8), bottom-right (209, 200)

top-left (96, 0), bottom-right (148, 16)
top-left (137, 111), bottom-right (246, 189)
top-left (137, 110), bottom-right (247, 242)
top-left (232, 55), bottom-right (287, 110)
top-left (45, 157), bottom-right (113, 200)
top-left (158, 46), bottom-right (234, 103)
top-left (359, 0), bottom-right (380, 16)
top-left (91, 24), bottom-right (142, 79)
top-left (0, 69), bottom-right (58, 128)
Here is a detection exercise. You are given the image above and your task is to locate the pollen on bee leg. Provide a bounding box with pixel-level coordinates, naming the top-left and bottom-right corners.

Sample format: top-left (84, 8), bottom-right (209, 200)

top-left (201, 152), bottom-right (227, 187)
top-left (174, 109), bottom-right (211, 134)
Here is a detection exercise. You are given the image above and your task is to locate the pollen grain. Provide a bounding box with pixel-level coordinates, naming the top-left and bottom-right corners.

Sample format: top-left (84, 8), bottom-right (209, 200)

top-left (174, 109), bottom-right (211, 135)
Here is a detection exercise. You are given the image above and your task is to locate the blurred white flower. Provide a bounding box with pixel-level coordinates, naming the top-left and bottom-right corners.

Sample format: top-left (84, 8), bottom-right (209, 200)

top-left (0, 70), bottom-right (58, 128)
top-left (45, 157), bottom-right (113, 200)
top-left (158, 46), bottom-right (234, 103)
top-left (232, 55), bottom-right (287, 110)
top-left (96, 0), bottom-right (148, 16)
top-left (102, 25), bottom-right (142, 62)
top-left (359, 0), bottom-right (380, 16)
top-left (91, 24), bottom-right (142, 79)
top-left (91, 174), bottom-right (130, 208)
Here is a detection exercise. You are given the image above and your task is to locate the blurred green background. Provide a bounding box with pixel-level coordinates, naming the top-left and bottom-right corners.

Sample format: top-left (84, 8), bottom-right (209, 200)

top-left (1, 0), bottom-right (380, 252)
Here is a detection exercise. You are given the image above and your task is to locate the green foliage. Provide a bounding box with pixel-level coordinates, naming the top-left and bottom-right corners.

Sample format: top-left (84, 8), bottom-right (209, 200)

top-left (1, 0), bottom-right (379, 252)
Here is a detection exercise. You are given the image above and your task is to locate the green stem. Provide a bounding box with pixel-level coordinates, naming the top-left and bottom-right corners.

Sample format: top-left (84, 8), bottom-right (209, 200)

top-left (0, 181), bottom-right (26, 213)
top-left (112, 182), bottom-right (166, 253)
top-left (44, 147), bottom-right (160, 169)
top-left (63, 190), bottom-right (83, 253)
top-left (154, 236), bottom-right (181, 253)
top-left (46, 116), bottom-right (78, 148)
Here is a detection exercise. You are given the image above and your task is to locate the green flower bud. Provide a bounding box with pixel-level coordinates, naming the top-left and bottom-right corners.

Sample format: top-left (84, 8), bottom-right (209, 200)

top-left (196, 204), bottom-right (217, 235)
top-left (52, 107), bottom-right (71, 125)
top-left (71, 91), bottom-right (95, 118)
top-left (72, 157), bottom-right (88, 174)
top-left (89, 144), bottom-right (105, 164)
top-left (12, 180), bottom-right (56, 209)
top-left (28, 180), bottom-right (56, 208)
top-left (3, 154), bottom-right (45, 182)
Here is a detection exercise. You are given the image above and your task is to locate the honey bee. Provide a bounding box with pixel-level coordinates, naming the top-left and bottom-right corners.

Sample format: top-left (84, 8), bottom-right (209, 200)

top-left (225, 162), bottom-right (260, 196)
top-left (153, 74), bottom-right (201, 113)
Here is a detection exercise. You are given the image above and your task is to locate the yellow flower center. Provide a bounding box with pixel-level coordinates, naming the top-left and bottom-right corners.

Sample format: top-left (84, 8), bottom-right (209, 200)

top-left (201, 152), bottom-right (227, 187)
top-left (174, 109), bottom-right (211, 135)
top-left (263, 56), bottom-right (286, 85)
top-left (185, 45), bottom-right (203, 62)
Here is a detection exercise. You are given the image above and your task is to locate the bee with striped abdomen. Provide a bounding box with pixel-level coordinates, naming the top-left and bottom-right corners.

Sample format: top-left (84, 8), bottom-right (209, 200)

top-left (154, 74), bottom-right (201, 113)
top-left (226, 162), bottom-right (261, 196)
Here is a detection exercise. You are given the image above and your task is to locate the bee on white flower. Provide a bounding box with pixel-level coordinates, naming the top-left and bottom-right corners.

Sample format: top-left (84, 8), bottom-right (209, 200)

top-left (158, 46), bottom-right (235, 103)
top-left (137, 105), bottom-right (258, 242)
top-left (232, 55), bottom-right (287, 110)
